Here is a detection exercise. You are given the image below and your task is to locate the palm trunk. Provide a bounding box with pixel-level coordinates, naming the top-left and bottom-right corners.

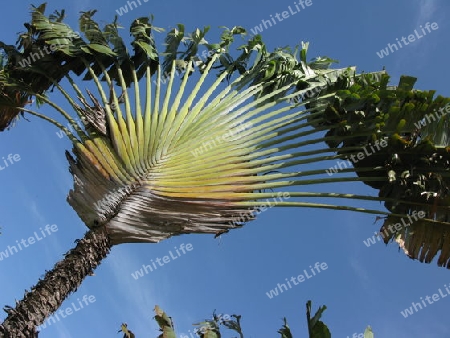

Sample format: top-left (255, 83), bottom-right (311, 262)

top-left (0, 226), bottom-right (111, 338)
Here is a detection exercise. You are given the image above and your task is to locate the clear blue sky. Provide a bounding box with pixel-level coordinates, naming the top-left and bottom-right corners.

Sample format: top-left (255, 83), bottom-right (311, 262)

top-left (1, 1), bottom-right (450, 337)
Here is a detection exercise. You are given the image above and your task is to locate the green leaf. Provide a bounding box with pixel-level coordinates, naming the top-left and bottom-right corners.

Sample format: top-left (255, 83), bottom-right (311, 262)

top-left (88, 43), bottom-right (116, 55)
top-left (364, 325), bottom-right (374, 338)
top-left (277, 317), bottom-right (293, 338)
top-left (154, 305), bottom-right (176, 338)
top-left (306, 301), bottom-right (331, 338)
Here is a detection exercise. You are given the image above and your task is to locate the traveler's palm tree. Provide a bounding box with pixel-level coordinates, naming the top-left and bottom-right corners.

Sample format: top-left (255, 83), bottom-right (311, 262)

top-left (0, 4), bottom-right (450, 337)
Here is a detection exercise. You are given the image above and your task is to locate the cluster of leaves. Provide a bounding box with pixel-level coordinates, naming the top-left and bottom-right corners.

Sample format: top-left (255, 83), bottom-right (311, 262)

top-left (159, 23), bottom-right (346, 107)
top-left (118, 302), bottom-right (374, 338)
top-left (0, 3), bottom-right (161, 130)
top-left (0, 3), bottom-right (340, 133)
top-left (308, 73), bottom-right (450, 214)
top-left (304, 72), bottom-right (450, 266)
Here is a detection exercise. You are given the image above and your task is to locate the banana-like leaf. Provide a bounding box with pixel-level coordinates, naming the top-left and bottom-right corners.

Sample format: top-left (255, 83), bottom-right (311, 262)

top-left (154, 305), bottom-right (176, 338)
top-left (306, 300), bottom-right (331, 338)
top-left (278, 317), bottom-right (293, 338)
top-left (118, 323), bottom-right (136, 338)
top-left (364, 326), bottom-right (374, 338)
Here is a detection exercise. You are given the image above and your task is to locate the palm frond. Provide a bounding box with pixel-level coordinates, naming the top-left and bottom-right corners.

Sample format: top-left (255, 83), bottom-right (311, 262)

top-left (16, 49), bottom-right (392, 245)
top-left (4, 5), bottom-right (450, 268)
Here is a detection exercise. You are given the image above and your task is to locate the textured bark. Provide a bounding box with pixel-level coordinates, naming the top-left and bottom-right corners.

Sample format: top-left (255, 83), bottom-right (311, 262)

top-left (0, 226), bottom-right (111, 338)
top-left (0, 107), bottom-right (21, 132)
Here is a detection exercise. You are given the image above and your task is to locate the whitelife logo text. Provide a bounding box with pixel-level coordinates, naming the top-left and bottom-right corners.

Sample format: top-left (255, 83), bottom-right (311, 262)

top-left (37, 294), bottom-right (96, 331)
top-left (265, 262), bottom-right (328, 299)
top-left (131, 243), bottom-right (193, 280)
top-left (376, 22), bottom-right (439, 59)
top-left (0, 224), bottom-right (59, 262)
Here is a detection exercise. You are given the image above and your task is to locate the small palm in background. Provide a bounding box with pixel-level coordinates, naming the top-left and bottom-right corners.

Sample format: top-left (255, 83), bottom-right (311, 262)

top-left (118, 302), bottom-right (374, 338)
